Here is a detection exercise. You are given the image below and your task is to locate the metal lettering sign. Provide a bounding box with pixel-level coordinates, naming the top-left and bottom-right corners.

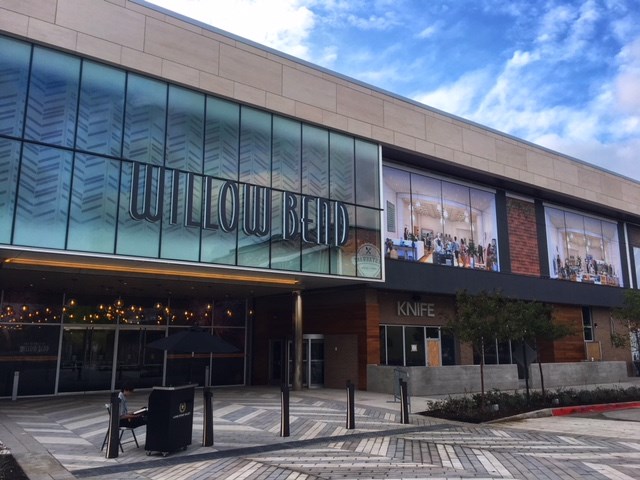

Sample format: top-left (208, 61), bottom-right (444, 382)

top-left (129, 163), bottom-right (350, 247)
top-left (396, 301), bottom-right (435, 317)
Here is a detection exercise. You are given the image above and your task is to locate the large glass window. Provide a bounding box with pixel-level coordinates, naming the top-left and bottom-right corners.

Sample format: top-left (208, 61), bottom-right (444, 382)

top-left (0, 36), bottom-right (30, 138)
top-left (24, 47), bottom-right (80, 148)
top-left (204, 97), bottom-right (239, 180)
top-left (67, 154), bottom-right (120, 253)
top-left (0, 34), bottom-right (382, 280)
top-left (545, 206), bottom-right (622, 286)
top-left (14, 144), bottom-right (73, 249)
top-left (380, 325), bottom-right (451, 367)
top-left (77, 62), bottom-right (125, 156)
top-left (330, 132), bottom-right (354, 203)
top-left (123, 74), bottom-right (166, 165)
top-left (0, 325), bottom-right (59, 396)
top-left (0, 139), bottom-right (20, 244)
top-left (239, 107), bottom-right (271, 187)
top-left (355, 140), bottom-right (379, 208)
top-left (383, 165), bottom-right (499, 270)
top-left (404, 326), bottom-right (426, 366)
top-left (116, 161), bottom-right (161, 257)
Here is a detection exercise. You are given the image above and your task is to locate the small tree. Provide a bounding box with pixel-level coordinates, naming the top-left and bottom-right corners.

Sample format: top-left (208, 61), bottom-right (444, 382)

top-left (503, 300), bottom-right (573, 399)
top-left (612, 290), bottom-right (640, 370)
top-left (449, 290), bottom-right (510, 407)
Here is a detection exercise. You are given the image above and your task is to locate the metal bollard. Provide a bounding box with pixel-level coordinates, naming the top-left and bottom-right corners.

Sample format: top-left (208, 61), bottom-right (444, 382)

top-left (105, 391), bottom-right (120, 458)
top-left (11, 371), bottom-right (19, 401)
top-left (399, 379), bottom-right (410, 424)
top-left (346, 380), bottom-right (355, 429)
top-left (280, 384), bottom-right (290, 437)
top-left (202, 387), bottom-right (214, 446)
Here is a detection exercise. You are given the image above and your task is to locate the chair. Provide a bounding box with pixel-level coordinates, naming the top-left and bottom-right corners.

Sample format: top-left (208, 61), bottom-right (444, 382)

top-left (100, 404), bottom-right (140, 452)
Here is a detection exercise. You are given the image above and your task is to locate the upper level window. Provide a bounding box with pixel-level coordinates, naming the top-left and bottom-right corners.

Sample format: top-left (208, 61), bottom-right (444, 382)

top-left (545, 206), bottom-right (622, 287)
top-left (383, 165), bottom-right (499, 271)
top-left (627, 224), bottom-right (640, 289)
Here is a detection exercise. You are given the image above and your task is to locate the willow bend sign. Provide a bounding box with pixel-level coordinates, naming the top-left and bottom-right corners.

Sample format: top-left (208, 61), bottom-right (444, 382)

top-left (128, 164), bottom-right (350, 246)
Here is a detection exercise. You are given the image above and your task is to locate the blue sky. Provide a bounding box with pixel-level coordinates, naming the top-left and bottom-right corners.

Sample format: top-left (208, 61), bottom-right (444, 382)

top-left (146, 0), bottom-right (640, 182)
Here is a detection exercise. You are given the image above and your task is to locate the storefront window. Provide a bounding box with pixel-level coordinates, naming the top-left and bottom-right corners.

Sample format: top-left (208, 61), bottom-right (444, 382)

top-left (384, 326), bottom-right (404, 366)
top-left (404, 326), bottom-right (426, 366)
top-left (545, 206), bottom-right (622, 286)
top-left (0, 324), bottom-right (59, 396)
top-left (380, 325), bottom-right (451, 367)
top-left (383, 165), bottom-right (499, 270)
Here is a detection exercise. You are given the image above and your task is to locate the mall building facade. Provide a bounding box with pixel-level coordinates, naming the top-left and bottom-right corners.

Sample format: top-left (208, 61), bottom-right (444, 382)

top-left (1, 0), bottom-right (640, 397)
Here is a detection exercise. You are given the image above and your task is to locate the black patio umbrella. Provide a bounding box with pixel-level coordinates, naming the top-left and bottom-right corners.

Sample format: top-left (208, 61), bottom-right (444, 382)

top-left (148, 327), bottom-right (239, 354)
top-left (148, 327), bottom-right (239, 384)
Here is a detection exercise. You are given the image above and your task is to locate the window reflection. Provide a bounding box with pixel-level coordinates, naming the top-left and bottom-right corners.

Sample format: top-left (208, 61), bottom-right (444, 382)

top-left (545, 206), bottom-right (622, 286)
top-left (383, 165), bottom-right (499, 271)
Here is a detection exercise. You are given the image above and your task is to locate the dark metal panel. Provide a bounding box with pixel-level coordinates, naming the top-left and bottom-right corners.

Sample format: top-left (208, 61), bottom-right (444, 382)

top-left (495, 190), bottom-right (510, 274)
top-left (535, 199), bottom-right (550, 278)
top-left (619, 222), bottom-right (631, 288)
top-left (382, 259), bottom-right (626, 308)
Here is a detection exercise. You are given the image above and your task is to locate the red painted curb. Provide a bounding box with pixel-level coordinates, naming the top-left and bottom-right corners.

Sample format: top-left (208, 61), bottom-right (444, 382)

top-left (551, 401), bottom-right (640, 416)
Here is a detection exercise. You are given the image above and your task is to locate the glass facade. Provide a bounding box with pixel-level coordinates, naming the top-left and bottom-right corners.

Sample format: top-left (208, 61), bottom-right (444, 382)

top-left (0, 290), bottom-right (247, 396)
top-left (0, 35), bottom-right (382, 280)
top-left (383, 165), bottom-right (499, 270)
top-left (545, 206), bottom-right (622, 287)
top-left (379, 325), bottom-right (455, 367)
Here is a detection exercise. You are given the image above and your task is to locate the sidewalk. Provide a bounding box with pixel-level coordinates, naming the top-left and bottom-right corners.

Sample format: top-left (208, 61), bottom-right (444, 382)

top-left (2, 385), bottom-right (640, 479)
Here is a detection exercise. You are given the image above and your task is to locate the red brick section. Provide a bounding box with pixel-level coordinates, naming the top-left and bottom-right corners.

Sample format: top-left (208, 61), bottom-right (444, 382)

top-left (506, 198), bottom-right (540, 276)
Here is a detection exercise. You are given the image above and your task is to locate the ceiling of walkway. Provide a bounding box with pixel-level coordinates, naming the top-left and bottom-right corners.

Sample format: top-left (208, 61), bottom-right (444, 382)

top-left (0, 249), bottom-right (366, 301)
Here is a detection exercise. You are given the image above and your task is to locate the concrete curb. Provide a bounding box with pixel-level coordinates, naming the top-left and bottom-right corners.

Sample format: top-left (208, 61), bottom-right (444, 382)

top-left (487, 401), bottom-right (640, 424)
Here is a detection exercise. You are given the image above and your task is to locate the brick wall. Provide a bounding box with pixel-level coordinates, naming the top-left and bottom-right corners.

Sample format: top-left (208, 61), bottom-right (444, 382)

top-left (506, 198), bottom-right (540, 276)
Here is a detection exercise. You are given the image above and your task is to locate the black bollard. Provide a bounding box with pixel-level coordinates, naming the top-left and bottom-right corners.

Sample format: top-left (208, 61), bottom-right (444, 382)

top-left (202, 387), bottom-right (214, 446)
top-left (399, 378), bottom-right (410, 424)
top-left (280, 384), bottom-right (290, 437)
top-left (105, 391), bottom-right (120, 458)
top-left (346, 380), bottom-right (355, 430)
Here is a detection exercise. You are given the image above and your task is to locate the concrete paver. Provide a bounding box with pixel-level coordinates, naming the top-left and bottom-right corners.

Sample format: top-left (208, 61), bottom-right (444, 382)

top-left (1, 386), bottom-right (640, 479)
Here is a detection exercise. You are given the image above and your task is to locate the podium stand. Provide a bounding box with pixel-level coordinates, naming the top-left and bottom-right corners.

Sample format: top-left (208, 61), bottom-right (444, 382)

top-left (145, 384), bottom-right (195, 456)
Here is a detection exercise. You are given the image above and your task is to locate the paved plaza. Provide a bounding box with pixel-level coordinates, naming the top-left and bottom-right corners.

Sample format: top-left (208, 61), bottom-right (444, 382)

top-left (2, 387), bottom-right (640, 479)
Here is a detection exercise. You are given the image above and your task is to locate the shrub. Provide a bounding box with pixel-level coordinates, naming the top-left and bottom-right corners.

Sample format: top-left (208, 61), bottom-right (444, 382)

top-left (423, 386), bottom-right (640, 423)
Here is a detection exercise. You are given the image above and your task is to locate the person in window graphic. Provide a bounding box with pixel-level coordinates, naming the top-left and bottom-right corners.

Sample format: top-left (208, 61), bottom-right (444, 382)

top-left (118, 384), bottom-right (147, 428)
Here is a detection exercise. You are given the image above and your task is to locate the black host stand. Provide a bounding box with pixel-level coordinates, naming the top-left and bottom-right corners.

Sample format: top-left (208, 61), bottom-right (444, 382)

top-left (145, 384), bottom-right (195, 456)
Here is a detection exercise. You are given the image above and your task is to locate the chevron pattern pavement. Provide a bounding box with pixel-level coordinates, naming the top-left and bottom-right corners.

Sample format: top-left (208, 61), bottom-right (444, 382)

top-left (2, 387), bottom-right (640, 479)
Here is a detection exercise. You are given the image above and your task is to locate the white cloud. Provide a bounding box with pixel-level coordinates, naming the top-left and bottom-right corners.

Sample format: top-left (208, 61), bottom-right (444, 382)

top-left (413, 70), bottom-right (490, 116)
top-left (345, 11), bottom-right (400, 31)
top-left (614, 37), bottom-right (640, 114)
top-left (148, 0), bottom-right (315, 59)
top-left (416, 24), bottom-right (439, 39)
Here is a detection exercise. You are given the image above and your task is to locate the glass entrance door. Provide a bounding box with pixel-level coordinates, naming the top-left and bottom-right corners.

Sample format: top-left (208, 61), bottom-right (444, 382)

top-left (285, 335), bottom-right (324, 388)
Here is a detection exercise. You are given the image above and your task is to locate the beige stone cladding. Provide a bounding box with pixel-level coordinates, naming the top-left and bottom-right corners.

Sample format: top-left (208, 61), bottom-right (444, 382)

top-left (1, 0), bottom-right (639, 217)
